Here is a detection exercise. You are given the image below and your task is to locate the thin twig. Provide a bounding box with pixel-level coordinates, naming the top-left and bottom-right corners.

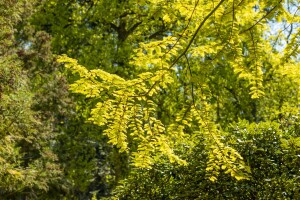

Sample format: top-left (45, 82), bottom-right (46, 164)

top-left (240, 0), bottom-right (283, 34)
top-left (169, 0), bottom-right (226, 69)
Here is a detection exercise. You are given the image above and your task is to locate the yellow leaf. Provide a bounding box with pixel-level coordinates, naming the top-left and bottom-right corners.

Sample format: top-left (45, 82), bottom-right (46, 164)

top-left (163, 14), bottom-right (171, 23)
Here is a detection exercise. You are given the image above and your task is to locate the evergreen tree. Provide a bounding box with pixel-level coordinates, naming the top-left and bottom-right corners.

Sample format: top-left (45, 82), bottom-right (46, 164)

top-left (0, 0), bottom-right (63, 198)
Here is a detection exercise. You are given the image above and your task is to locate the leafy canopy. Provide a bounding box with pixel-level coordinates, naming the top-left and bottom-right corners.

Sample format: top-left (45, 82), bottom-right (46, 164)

top-left (58, 0), bottom-right (300, 182)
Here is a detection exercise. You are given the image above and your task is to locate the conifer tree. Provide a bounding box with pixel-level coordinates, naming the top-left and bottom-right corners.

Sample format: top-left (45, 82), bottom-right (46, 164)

top-left (0, 0), bottom-right (64, 198)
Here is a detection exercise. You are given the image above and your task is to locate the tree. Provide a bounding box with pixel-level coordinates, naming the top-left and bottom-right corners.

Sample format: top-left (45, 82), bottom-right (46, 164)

top-left (58, 0), bottom-right (300, 174)
top-left (30, 0), bottom-right (300, 198)
top-left (0, 0), bottom-right (64, 198)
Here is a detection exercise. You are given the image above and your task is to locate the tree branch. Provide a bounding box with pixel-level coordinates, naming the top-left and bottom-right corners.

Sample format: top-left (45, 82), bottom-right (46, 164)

top-left (239, 0), bottom-right (283, 34)
top-left (169, 0), bottom-right (226, 69)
